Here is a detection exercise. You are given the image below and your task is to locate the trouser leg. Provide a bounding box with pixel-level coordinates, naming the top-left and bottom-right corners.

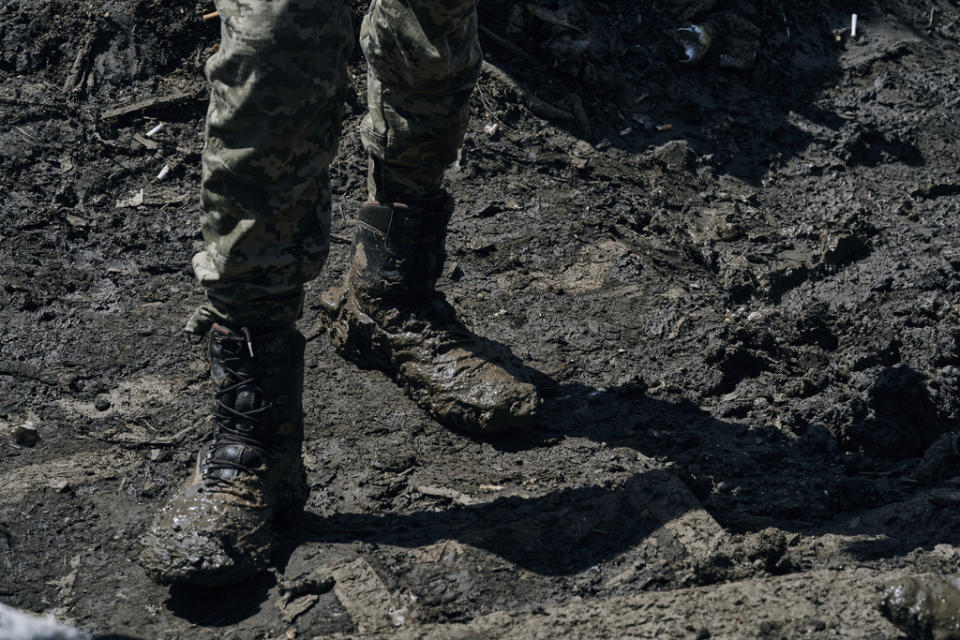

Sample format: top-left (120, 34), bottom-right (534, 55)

top-left (360, 0), bottom-right (482, 200)
top-left (187, 0), bottom-right (353, 334)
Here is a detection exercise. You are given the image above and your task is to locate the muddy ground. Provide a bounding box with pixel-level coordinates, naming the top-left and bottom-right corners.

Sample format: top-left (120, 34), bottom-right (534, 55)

top-left (2, 0), bottom-right (960, 637)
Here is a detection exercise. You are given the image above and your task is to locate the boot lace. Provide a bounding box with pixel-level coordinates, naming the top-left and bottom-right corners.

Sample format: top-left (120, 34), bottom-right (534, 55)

top-left (203, 328), bottom-right (274, 481)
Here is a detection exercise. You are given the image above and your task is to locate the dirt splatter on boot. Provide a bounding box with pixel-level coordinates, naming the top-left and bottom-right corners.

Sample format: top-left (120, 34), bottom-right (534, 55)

top-left (879, 574), bottom-right (960, 640)
top-left (318, 192), bottom-right (540, 435)
top-left (139, 323), bottom-right (307, 587)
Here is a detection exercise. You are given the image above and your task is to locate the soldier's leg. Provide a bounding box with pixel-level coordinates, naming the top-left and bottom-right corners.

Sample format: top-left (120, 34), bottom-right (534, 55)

top-left (319, 0), bottom-right (542, 436)
top-left (140, 0), bottom-right (353, 587)
top-left (360, 0), bottom-right (482, 200)
top-left (187, 0), bottom-right (353, 335)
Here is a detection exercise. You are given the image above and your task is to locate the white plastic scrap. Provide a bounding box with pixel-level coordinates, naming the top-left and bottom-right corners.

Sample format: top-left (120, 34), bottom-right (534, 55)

top-left (0, 603), bottom-right (91, 640)
top-left (116, 188), bottom-right (144, 208)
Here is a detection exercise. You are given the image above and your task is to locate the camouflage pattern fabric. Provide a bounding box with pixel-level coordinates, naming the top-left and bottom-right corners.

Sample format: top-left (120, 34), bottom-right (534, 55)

top-left (361, 0), bottom-right (481, 200)
top-left (187, 0), bottom-right (480, 334)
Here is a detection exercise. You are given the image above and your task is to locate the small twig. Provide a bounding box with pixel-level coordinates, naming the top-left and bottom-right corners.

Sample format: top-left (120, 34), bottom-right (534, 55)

top-left (133, 133), bottom-right (159, 150)
top-left (114, 422), bottom-right (202, 448)
top-left (929, 490), bottom-right (960, 507)
top-left (204, 10), bottom-right (220, 21)
top-left (417, 485), bottom-right (479, 506)
top-left (0, 362), bottom-right (64, 386)
top-left (476, 84), bottom-right (508, 131)
top-left (14, 126), bottom-right (39, 143)
top-left (527, 3), bottom-right (585, 34)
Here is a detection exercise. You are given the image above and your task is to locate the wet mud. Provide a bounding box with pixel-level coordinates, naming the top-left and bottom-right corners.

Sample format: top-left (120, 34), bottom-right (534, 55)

top-left (2, 0), bottom-right (960, 637)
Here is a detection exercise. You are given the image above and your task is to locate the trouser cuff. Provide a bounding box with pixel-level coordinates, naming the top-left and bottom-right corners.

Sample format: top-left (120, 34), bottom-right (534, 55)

top-left (368, 156), bottom-right (444, 201)
top-left (184, 291), bottom-right (303, 336)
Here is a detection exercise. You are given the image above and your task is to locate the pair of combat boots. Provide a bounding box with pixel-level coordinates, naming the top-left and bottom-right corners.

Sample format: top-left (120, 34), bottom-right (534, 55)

top-left (139, 194), bottom-right (540, 586)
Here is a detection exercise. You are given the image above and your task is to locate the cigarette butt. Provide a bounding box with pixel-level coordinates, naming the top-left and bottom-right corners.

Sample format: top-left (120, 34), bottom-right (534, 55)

top-left (657, 123), bottom-right (673, 131)
top-left (203, 10), bottom-right (220, 21)
top-left (146, 123), bottom-right (164, 137)
top-left (156, 165), bottom-right (171, 181)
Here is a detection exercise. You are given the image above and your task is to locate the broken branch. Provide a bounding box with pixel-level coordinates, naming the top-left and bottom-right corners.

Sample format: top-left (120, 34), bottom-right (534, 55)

top-left (481, 61), bottom-right (574, 123)
top-left (101, 92), bottom-right (198, 120)
top-left (479, 26), bottom-right (540, 66)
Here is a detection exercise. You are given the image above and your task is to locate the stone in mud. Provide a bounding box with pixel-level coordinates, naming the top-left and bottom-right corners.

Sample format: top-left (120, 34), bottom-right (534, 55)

top-left (879, 574), bottom-right (960, 640)
top-left (652, 139), bottom-right (696, 171)
top-left (11, 422), bottom-right (39, 447)
top-left (819, 232), bottom-right (870, 268)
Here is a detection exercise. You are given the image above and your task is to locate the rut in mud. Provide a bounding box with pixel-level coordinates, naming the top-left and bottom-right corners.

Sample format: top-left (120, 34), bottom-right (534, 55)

top-left (2, 0), bottom-right (960, 637)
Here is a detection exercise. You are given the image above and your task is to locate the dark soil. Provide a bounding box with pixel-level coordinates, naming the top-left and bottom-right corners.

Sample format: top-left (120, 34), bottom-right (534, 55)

top-left (2, 0), bottom-right (960, 637)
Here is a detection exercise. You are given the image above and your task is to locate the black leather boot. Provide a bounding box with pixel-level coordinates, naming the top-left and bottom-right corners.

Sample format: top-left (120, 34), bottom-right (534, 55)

top-left (139, 323), bottom-right (307, 586)
top-left (318, 192), bottom-right (540, 435)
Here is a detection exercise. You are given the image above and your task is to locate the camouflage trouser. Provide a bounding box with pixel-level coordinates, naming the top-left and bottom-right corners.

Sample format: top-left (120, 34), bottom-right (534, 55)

top-left (187, 0), bottom-right (481, 334)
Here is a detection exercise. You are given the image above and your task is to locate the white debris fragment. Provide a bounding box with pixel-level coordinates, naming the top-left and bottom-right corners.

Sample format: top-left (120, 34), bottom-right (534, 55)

top-left (483, 122), bottom-right (499, 135)
top-left (0, 603), bottom-right (91, 640)
top-left (115, 189), bottom-right (144, 208)
top-left (145, 122), bottom-right (164, 137)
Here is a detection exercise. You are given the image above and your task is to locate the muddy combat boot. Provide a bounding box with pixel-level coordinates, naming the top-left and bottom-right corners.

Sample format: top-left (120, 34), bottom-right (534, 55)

top-left (879, 574), bottom-right (960, 640)
top-left (139, 323), bottom-right (307, 587)
top-left (318, 192), bottom-right (540, 435)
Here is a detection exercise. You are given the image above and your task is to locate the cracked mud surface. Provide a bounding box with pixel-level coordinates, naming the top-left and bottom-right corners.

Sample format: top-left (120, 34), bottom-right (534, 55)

top-left (2, 0), bottom-right (960, 637)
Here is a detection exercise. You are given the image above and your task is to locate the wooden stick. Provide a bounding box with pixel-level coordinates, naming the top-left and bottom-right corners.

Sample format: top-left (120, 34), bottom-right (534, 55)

top-left (203, 10), bottom-right (220, 21)
top-left (101, 92), bottom-right (196, 120)
top-left (479, 26), bottom-right (540, 66)
top-left (481, 61), bottom-right (574, 122)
